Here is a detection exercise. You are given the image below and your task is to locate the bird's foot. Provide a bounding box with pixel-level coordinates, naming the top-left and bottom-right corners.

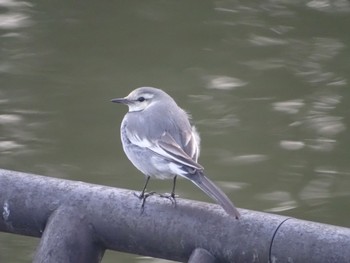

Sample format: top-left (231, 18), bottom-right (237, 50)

top-left (159, 193), bottom-right (178, 207)
top-left (134, 191), bottom-right (156, 213)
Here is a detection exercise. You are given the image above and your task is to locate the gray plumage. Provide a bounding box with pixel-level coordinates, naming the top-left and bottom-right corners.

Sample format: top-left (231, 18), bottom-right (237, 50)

top-left (112, 87), bottom-right (240, 219)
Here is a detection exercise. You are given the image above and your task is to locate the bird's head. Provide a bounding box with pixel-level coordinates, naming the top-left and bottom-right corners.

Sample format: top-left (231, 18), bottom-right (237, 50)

top-left (111, 87), bottom-right (173, 112)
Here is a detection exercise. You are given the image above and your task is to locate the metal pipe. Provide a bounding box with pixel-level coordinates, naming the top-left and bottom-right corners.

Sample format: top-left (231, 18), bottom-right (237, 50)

top-left (0, 169), bottom-right (349, 263)
top-left (188, 248), bottom-right (215, 263)
top-left (33, 206), bottom-right (105, 263)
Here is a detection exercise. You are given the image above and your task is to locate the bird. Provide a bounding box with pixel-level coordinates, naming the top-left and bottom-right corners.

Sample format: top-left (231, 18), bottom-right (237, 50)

top-left (111, 87), bottom-right (240, 219)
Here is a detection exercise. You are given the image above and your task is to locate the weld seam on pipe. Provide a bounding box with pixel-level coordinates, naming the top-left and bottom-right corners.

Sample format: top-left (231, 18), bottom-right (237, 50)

top-left (268, 217), bottom-right (292, 262)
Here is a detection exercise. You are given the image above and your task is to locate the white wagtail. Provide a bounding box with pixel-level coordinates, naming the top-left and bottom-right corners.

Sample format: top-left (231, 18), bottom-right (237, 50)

top-left (111, 87), bottom-right (240, 219)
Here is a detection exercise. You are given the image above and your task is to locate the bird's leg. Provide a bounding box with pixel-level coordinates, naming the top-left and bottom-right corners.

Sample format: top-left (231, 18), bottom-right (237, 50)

top-left (159, 176), bottom-right (178, 206)
top-left (138, 176), bottom-right (151, 199)
top-left (134, 176), bottom-right (156, 212)
top-left (171, 175), bottom-right (177, 199)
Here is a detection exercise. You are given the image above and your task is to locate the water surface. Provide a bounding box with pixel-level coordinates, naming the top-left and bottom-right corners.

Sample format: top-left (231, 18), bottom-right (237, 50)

top-left (1, 1), bottom-right (350, 262)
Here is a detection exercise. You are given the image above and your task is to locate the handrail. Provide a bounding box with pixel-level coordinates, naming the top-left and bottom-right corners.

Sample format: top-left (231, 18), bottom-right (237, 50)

top-left (0, 169), bottom-right (349, 262)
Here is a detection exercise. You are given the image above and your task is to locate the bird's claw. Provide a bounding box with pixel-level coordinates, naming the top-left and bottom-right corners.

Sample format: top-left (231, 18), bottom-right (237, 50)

top-left (134, 191), bottom-right (156, 213)
top-left (159, 193), bottom-right (178, 207)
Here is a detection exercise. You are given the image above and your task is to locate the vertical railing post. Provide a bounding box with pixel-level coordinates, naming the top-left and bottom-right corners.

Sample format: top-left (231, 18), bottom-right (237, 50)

top-left (33, 205), bottom-right (105, 263)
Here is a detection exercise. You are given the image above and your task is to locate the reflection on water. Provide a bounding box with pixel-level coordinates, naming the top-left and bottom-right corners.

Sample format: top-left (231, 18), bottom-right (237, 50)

top-left (0, 112), bottom-right (24, 152)
top-left (1, 0), bottom-right (350, 262)
top-left (0, 1), bottom-right (37, 168)
top-left (288, 38), bottom-right (345, 85)
top-left (228, 154), bottom-right (269, 165)
top-left (0, 0), bottom-right (32, 30)
top-left (0, 0), bottom-right (33, 73)
top-left (307, 0), bottom-right (350, 12)
top-left (204, 75), bottom-right (247, 90)
top-left (206, 0), bottom-right (349, 225)
top-left (279, 140), bottom-right (305, 151)
top-left (258, 191), bottom-right (298, 213)
top-left (273, 99), bottom-right (304, 114)
top-left (300, 168), bottom-right (334, 205)
top-left (273, 92), bottom-right (346, 152)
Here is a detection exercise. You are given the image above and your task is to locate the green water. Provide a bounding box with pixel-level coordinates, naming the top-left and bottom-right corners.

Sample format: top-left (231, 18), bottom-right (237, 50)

top-left (1, 1), bottom-right (350, 262)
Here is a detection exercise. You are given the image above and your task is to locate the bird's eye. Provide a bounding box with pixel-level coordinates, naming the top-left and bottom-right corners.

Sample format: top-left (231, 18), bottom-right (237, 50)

top-left (137, 97), bottom-right (145, 102)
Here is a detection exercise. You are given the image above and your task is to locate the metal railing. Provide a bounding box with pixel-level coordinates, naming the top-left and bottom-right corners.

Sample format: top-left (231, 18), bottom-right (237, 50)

top-left (1, 168), bottom-right (349, 263)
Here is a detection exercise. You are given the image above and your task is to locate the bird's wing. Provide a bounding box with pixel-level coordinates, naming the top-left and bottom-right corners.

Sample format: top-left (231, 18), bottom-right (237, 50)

top-left (182, 126), bottom-right (200, 162)
top-left (156, 132), bottom-right (203, 171)
top-left (126, 129), bottom-right (203, 171)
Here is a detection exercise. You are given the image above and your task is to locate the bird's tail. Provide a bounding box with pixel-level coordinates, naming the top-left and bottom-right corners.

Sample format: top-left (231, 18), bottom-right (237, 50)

top-left (188, 172), bottom-right (240, 219)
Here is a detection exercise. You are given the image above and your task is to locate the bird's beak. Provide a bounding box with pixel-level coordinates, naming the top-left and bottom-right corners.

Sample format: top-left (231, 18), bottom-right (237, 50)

top-left (111, 97), bottom-right (129, 104)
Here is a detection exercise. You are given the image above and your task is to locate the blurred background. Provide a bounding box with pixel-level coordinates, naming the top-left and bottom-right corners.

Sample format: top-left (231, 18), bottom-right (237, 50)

top-left (0, 0), bottom-right (349, 262)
